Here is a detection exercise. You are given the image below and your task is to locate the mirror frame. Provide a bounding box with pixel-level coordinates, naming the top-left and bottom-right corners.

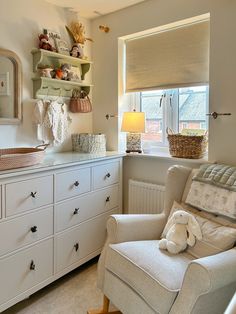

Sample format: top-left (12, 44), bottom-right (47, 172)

top-left (0, 48), bottom-right (22, 124)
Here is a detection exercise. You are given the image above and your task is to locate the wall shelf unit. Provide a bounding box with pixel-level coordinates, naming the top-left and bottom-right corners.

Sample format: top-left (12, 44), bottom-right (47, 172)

top-left (32, 77), bottom-right (93, 98)
top-left (31, 49), bottom-right (92, 98)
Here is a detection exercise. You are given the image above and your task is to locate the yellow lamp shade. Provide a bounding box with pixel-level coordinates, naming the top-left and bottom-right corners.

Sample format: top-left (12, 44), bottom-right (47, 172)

top-left (121, 111), bottom-right (146, 133)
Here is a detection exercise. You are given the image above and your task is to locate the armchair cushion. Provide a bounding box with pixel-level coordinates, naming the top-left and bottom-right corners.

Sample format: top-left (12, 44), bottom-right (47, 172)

top-left (168, 201), bottom-right (236, 258)
top-left (186, 180), bottom-right (236, 219)
top-left (97, 213), bottom-right (166, 290)
top-left (105, 240), bottom-right (194, 314)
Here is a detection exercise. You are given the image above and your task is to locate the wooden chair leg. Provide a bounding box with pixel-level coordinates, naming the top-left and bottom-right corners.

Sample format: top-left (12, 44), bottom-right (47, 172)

top-left (103, 295), bottom-right (110, 313)
top-left (87, 295), bottom-right (122, 314)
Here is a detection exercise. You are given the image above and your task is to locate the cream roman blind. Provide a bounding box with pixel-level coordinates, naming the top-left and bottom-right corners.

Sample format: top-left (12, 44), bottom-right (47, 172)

top-left (125, 20), bottom-right (210, 92)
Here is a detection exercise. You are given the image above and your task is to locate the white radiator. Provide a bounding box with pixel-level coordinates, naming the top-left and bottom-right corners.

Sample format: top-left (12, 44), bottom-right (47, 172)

top-left (128, 179), bottom-right (165, 214)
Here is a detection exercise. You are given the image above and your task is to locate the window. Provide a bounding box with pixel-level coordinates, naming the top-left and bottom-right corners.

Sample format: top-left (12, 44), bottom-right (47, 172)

top-left (138, 85), bottom-right (208, 148)
top-left (122, 15), bottom-right (210, 153)
top-left (140, 90), bottom-right (163, 143)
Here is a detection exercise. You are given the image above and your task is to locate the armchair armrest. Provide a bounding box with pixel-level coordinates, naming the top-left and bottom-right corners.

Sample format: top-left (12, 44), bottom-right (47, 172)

top-left (97, 213), bottom-right (166, 290)
top-left (107, 213), bottom-right (166, 244)
top-left (225, 293), bottom-right (236, 314)
top-left (170, 248), bottom-right (236, 314)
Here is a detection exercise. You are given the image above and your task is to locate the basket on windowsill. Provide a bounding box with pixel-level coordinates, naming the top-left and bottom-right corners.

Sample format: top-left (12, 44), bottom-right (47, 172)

top-left (167, 128), bottom-right (207, 159)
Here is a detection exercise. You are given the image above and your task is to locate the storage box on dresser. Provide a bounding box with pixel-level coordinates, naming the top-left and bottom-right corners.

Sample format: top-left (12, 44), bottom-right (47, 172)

top-left (0, 155), bottom-right (122, 312)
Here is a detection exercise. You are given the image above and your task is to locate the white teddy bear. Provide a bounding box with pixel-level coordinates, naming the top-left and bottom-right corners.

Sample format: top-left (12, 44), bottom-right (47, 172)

top-left (159, 210), bottom-right (202, 254)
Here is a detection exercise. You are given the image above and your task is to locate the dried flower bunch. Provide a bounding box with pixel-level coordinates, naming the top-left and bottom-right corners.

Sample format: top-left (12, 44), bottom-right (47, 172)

top-left (66, 21), bottom-right (93, 45)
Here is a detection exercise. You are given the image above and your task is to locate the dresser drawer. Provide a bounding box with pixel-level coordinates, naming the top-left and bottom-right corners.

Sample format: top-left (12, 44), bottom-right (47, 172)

top-left (93, 161), bottom-right (119, 190)
top-left (5, 175), bottom-right (53, 217)
top-left (0, 239), bottom-right (53, 306)
top-left (0, 207), bottom-right (53, 257)
top-left (56, 185), bottom-right (119, 232)
top-left (56, 210), bottom-right (115, 273)
top-left (55, 167), bottom-right (91, 202)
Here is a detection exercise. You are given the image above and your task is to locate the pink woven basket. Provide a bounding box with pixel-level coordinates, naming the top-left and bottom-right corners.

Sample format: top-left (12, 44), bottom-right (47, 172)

top-left (0, 144), bottom-right (48, 171)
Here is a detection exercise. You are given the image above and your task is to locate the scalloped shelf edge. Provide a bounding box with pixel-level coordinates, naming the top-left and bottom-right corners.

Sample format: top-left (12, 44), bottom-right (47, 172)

top-left (32, 77), bottom-right (93, 98)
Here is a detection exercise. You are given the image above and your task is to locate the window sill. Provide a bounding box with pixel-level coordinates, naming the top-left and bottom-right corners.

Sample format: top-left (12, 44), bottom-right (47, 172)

top-left (124, 150), bottom-right (208, 164)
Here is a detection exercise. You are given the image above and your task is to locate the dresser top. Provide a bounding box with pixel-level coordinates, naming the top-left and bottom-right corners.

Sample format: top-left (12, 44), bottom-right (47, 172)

top-left (0, 151), bottom-right (124, 179)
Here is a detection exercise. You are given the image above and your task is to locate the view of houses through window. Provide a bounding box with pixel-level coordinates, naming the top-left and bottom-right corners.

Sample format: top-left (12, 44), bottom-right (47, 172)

top-left (139, 86), bottom-right (208, 147)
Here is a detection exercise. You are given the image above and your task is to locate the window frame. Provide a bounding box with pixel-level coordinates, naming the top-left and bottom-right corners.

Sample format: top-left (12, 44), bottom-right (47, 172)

top-left (134, 85), bottom-right (209, 149)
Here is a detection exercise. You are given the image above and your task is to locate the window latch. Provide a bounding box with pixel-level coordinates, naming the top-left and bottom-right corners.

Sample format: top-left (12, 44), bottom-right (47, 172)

top-left (159, 94), bottom-right (166, 107)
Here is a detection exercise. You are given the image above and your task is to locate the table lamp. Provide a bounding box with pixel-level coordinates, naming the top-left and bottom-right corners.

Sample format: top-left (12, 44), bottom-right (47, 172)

top-left (121, 110), bottom-right (146, 153)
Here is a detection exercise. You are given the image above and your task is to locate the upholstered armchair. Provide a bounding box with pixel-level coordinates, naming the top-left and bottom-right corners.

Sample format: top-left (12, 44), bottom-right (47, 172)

top-left (88, 165), bottom-right (236, 314)
top-left (225, 293), bottom-right (236, 314)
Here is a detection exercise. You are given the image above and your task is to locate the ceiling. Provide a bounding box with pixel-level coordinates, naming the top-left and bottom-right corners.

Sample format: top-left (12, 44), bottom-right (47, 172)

top-left (45, 0), bottom-right (146, 19)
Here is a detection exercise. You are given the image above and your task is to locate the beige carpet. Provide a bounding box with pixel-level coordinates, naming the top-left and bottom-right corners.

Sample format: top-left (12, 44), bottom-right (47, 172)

top-left (3, 257), bottom-right (105, 314)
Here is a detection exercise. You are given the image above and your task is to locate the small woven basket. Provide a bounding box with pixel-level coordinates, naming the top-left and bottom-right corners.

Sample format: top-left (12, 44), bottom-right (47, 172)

top-left (167, 128), bottom-right (207, 159)
top-left (0, 144), bottom-right (48, 171)
top-left (72, 133), bottom-right (106, 154)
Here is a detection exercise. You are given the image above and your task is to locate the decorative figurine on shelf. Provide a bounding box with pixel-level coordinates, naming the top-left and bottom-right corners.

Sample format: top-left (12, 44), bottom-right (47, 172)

top-left (38, 66), bottom-right (53, 78)
top-left (38, 34), bottom-right (54, 51)
top-left (66, 21), bottom-right (93, 60)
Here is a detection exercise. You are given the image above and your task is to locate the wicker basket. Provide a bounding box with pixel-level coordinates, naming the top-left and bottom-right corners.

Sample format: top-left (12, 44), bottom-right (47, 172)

top-left (167, 128), bottom-right (207, 159)
top-left (0, 144), bottom-right (48, 171)
top-left (72, 133), bottom-right (106, 153)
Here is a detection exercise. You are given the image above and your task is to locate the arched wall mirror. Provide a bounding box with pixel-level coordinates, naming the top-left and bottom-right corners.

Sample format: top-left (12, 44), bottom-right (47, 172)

top-left (0, 49), bottom-right (22, 124)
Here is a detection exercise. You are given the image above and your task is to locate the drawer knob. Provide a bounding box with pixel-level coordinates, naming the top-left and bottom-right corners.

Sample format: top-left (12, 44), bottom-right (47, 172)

top-left (30, 191), bottom-right (37, 198)
top-left (74, 181), bottom-right (80, 187)
top-left (106, 196), bottom-right (110, 202)
top-left (105, 173), bottom-right (111, 178)
top-left (73, 208), bottom-right (79, 215)
top-left (30, 260), bottom-right (36, 270)
top-left (31, 226), bottom-right (38, 233)
top-left (74, 243), bottom-right (79, 252)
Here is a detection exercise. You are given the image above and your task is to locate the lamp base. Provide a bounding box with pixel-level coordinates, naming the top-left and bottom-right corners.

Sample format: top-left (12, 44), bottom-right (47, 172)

top-left (126, 133), bottom-right (142, 153)
top-left (126, 149), bottom-right (142, 153)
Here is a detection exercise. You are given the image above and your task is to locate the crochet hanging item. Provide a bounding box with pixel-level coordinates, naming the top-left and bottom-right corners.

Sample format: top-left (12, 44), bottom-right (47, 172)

top-left (43, 101), bottom-right (72, 145)
top-left (33, 99), bottom-right (53, 144)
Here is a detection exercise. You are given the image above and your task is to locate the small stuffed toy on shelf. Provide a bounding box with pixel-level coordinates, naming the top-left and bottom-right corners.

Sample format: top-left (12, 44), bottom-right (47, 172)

top-left (51, 64), bottom-right (72, 80)
top-left (159, 210), bottom-right (202, 254)
top-left (38, 34), bottom-right (54, 51)
top-left (61, 63), bottom-right (72, 80)
top-left (70, 43), bottom-right (84, 59)
top-left (51, 68), bottom-right (63, 80)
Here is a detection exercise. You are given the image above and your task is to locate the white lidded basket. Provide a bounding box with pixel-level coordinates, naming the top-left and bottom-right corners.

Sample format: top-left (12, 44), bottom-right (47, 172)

top-left (72, 133), bottom-right (106, 153)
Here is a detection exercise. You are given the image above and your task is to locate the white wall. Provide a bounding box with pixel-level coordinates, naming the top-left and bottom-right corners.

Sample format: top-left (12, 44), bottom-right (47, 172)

top-left (91, 0), bottom-right (236, 165)
top-left (123, 156), bottom-right (203, 212)
top-left (1, 0), bottom-right (235, 211)
top-left (91, 0), bottom-right (236, 211)
top-left (0, 0), bottom-right (93, 151)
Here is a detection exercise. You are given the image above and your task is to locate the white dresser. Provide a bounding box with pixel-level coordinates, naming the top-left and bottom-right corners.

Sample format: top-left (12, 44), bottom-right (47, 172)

top-left (0, 152), bottom-right (123, 312)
